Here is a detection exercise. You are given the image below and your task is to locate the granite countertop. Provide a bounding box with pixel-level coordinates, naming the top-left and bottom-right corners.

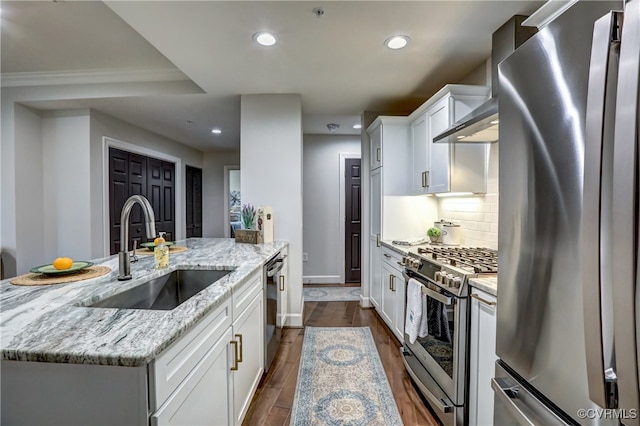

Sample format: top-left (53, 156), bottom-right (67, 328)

top-left (468, 276), bottom-right (498, 297)
top-left (0, 238), bottom-right (287, 367)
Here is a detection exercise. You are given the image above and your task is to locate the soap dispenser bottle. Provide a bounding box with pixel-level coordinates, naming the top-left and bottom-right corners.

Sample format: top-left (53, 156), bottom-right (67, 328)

top-left (154, 232), bottom-right (169, 269)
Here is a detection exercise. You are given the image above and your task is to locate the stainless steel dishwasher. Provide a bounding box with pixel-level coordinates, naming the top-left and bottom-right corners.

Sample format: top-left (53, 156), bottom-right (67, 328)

top-left (264, 253), bottom-right (284, 371)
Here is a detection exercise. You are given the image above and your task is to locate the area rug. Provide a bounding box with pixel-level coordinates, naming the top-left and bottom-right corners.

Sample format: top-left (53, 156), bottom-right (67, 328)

top-left (303, 286), bottom-right (361, 302)
top-left (290, 327), bottom-right (403, 426)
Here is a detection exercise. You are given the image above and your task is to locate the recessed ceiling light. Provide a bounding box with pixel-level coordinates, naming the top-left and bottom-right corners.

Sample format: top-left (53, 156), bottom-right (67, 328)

top-left (211, 129), bottom-right (222, 134)
top-left (353, 124), bottom-right (362, 129)
top-left (253, 32), bottom-right (277, 47)
top-left (384, 35), bottom-right (410, 50)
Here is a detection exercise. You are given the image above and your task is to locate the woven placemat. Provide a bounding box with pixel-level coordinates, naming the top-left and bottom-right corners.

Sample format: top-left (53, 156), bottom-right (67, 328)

top-left (10, 266), bottom-right (112, 286)
top-left (136, 246), bottom-right (188, 256)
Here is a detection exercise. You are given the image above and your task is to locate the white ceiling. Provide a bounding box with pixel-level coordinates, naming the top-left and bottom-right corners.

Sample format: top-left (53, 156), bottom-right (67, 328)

top-left (1, 0), bottom-right (544, 152)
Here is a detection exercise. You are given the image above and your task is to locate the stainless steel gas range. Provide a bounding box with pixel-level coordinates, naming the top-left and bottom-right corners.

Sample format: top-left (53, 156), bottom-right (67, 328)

top-left (400, 246), bottom-right (497, 426)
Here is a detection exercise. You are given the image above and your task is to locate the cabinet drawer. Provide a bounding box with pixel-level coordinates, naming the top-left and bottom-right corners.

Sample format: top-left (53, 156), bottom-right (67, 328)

top-left (381, 247), bottom-right (404, 271)
top-left (150, 298), bottom-right (232, 410)
top-left (233, 271), bottom-right (262, 321)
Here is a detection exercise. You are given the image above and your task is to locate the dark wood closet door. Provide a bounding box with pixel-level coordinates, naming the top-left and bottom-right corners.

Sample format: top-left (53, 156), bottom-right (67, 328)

top-left (148, 158), bottom-right (176, 241)
top-left (185, 166), bottom-right (203, 238)
top-left (109, 147), bottom-right (175, 255)
top-left (345, 158), bottom-right (362, 283)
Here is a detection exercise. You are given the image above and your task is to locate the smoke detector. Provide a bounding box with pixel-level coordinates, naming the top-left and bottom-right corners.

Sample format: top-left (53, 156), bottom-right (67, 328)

top-left (327, 123), bottom-right (340, 132)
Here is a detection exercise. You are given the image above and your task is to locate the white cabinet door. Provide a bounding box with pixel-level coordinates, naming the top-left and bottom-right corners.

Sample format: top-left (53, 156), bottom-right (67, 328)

top-left (468, 288), bottom-right (498, 426)
top-left (380, 261), bottom-right (395, 326)
top-left (410, 113), bottom-right (429, 195)
top-left (392, 267), bottom-right (405, 341)
top-left (152, 328), bottom-right (232, 426)
top-left (370, 125), bottom-right (382, 170)
top-left (370, 245), bottom-right (382, 309)
top-left (369, 167), bottom-right (382, 308)
top-left (427, 96), bottom-right (452, 194)
top-left (277, 247), bottom-right (288, 328)
top-left (231, 292), bottom-right (264, 426)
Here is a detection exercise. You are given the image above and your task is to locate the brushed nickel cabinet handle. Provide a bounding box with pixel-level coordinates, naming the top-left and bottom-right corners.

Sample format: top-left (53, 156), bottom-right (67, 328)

top-left (383, 253), bottom-right (391, 259)
top-left (230, 340), bottom-right (239, 371)
top-left (279, 275), bottom-right (285, 291)
top-left (376, 147), bottom-right (381, 162)
top-left (392, 275), bottom-right (396, 292)
top-left (376, 234), bottom-right (381, 247)
top-left (422, 171), bottom-right (427, 188)
top-left (425, 171), bottom-right (430, 188)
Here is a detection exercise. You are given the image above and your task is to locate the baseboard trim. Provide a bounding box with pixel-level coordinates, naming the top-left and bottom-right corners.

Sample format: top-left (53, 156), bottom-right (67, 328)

top-left (302, 275), bottom-right (342, 284)
top-left (359, 295), bottom-right (372, 309)
top-left (285, 313), bottom-right (304, 328)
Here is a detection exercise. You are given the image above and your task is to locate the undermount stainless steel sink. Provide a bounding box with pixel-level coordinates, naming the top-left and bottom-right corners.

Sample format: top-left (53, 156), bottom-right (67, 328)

top-left (88, 269), bottom-right (233, 311)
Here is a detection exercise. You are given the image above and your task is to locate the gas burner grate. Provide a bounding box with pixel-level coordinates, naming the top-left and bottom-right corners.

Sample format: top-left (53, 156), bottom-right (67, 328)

top-left (416, 247), bottom-right (498, 273)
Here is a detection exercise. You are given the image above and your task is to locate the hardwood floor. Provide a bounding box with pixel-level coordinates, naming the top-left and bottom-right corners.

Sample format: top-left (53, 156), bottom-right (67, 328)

top-left (242, 300), bottom-right (441, 426)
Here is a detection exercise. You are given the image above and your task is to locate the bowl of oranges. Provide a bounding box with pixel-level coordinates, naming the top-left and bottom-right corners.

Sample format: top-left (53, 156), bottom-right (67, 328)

top-left (30, 257), bottom-right (93, 275)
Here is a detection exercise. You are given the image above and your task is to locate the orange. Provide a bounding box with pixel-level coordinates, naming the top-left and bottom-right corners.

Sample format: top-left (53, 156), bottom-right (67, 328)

top-left (154, 236), bottom-right (165, 245)
top-left (53, 257), bottom-right (73, 270)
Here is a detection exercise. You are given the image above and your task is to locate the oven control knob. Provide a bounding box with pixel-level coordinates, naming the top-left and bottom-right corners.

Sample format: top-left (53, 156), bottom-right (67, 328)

top-left (446, 274), bottom-right (455, 286)
top-left (411, 259), bottom-right (421, 268)
top-left (434, 271), bottom-right (442, 282)
top-left (451, 277), bottom-right (462, 288)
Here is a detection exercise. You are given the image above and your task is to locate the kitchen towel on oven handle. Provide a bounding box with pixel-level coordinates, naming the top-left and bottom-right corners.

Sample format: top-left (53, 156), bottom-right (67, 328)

top-left (405, 278), bottom-right (423, 343)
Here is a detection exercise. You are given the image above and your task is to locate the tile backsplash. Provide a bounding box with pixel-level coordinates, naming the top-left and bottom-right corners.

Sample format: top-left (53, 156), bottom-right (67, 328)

top-left (437, 143), bottom-right (499, 249)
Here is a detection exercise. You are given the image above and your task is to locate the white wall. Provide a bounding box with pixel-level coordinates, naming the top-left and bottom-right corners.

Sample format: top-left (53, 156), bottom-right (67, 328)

top-left (14, 104), bottom-right (46, 275)
top-left (42, 110), bottom-right (92, 262)
top-left (241, 94), bottom-right (303, 327)
top-left (89, 109), bottom-right (204, 256)
top-left (202, 150), bottom-right (240, 237)
top-left (438, 142), bottom-right (499, 249)
top-left (302, 134), bottom-right (360, 284)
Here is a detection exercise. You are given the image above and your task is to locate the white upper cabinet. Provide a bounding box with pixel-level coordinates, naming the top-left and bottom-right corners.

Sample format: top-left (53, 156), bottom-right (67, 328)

top-left (370, 125), bottom-right (382, 170)
top-left (408, 85), bottom-right (490, 195)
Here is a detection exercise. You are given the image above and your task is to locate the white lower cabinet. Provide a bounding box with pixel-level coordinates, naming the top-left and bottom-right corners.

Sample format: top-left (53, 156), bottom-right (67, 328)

top-left (151, 328), bottom-right (232, 426)
top-left (151, 270), bottom-right (264, 426)
top-left (379, 248), bottom-right (405, 342)
top-left (468, 287), bottom-right (498, 426)
top-left (231, 292), bottom-right (264, 425)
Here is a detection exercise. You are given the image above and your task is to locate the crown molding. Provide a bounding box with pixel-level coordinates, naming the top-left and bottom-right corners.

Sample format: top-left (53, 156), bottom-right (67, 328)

top-left (1, 68), bottom-right (189, 88)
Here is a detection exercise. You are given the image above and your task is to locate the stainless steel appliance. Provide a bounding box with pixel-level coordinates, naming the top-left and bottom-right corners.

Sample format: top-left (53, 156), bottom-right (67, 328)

top-left (264, 254), bottom-right (284, 372)
top-left (401, 247), bottom-right (497, 425)
top-left (495, 0), bottom-right (639, 424)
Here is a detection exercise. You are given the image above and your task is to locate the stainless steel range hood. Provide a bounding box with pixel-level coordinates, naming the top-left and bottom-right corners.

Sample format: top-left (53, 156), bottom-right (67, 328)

top-left (433, 15), bottom-right (536, 144)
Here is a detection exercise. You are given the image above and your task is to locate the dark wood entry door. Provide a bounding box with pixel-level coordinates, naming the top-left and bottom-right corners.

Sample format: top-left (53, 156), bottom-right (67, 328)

top-left (185, 166), bottom-right (203, 238)
top-left (109, 147), bottom-right (175, 255)
top-left (345, 158), bottom-right (362, 283)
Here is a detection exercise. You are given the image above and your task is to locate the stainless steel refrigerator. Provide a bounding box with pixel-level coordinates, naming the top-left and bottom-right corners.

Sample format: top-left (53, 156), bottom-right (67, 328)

top-left (495, 0), bottom-right (640, 424)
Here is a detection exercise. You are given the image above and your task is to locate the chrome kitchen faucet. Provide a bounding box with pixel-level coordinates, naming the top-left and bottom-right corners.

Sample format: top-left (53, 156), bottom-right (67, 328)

top-left (118, 195), bottom-right (156, 280)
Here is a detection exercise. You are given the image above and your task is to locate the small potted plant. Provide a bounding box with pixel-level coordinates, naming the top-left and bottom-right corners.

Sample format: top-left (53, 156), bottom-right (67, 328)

top-left (241, 203), bottom-right (256, 230)
top-left (427, 227), bottom-right (441, 243)
top-left (236, 203), bottom-right (262, 244)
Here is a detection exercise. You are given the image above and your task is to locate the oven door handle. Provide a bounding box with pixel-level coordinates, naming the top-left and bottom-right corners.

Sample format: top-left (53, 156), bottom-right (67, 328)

top-left (403, 272), bottom-right (454, 305)
top-left (422, 286), bottom-right (453, 306)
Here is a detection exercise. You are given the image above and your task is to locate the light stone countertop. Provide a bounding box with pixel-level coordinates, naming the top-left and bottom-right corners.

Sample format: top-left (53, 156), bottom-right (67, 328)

top-left (0, 238), bottom-right (287, 367)
top-left (468, 276), bottom-right (498, 297)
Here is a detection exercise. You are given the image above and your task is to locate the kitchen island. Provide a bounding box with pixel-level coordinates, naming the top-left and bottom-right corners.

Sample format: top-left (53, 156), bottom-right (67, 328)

top-left (1, 238), bottom-right (288, 425)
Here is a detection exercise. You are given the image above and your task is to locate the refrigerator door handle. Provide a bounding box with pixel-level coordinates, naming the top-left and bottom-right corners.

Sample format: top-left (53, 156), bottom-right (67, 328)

top-left (582, 10), bottom-right (620, 410)
top-left (612, 0), bottom-right (640, 422)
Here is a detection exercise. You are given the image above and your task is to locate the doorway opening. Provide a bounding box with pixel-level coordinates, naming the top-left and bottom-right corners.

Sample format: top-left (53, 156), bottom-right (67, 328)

top-left (224, 165), bottom-right (241, 237)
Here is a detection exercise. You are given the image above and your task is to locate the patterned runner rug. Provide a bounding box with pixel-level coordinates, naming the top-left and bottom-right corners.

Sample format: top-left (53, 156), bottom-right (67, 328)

top-left (303, 286), bottom-right (361, 302)
top-left (290, 327), bottom-right (403, 425)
